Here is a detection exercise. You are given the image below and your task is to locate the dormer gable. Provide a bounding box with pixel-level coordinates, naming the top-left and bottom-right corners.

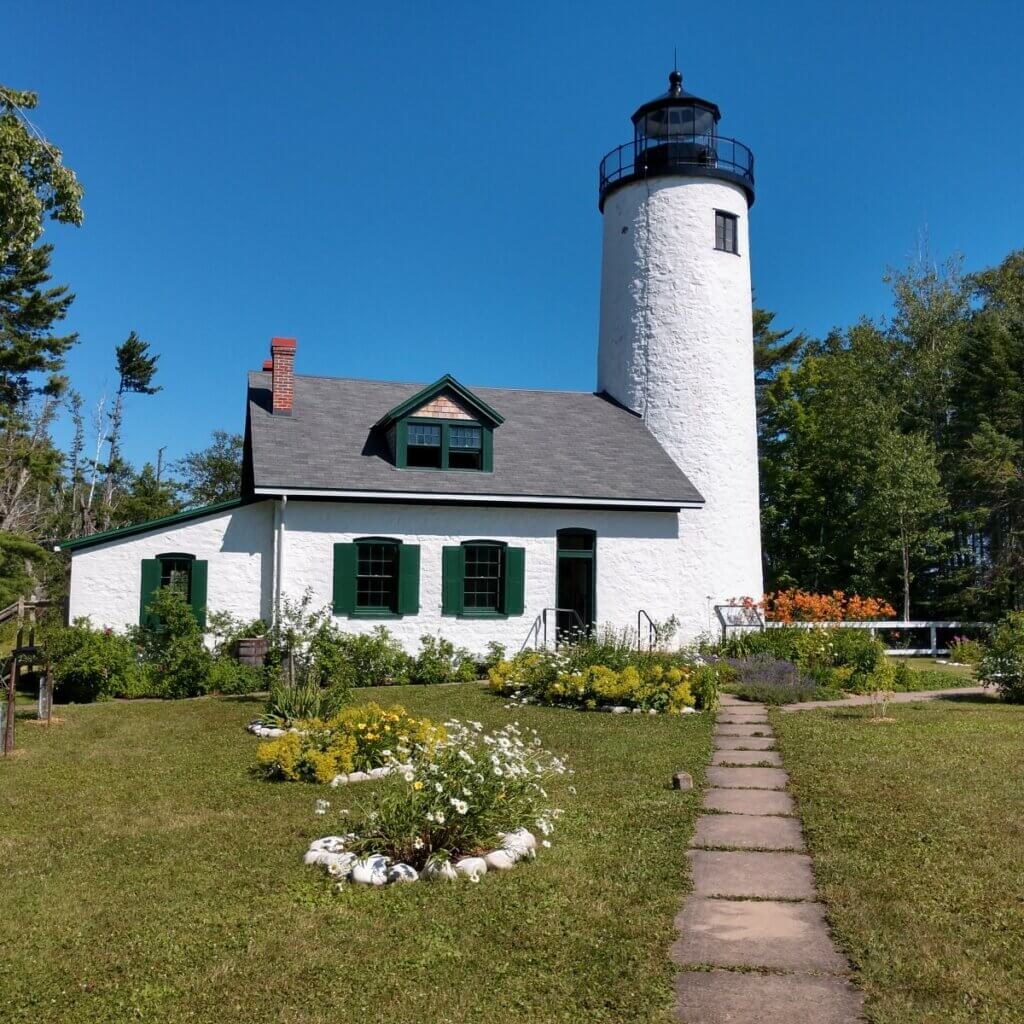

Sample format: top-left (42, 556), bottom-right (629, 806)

top-left (375, 375), bottom-right (504, 473)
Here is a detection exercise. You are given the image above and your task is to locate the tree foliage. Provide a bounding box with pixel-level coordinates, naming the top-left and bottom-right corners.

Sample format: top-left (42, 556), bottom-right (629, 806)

top-left (174, 430), bottom-right (243, 507)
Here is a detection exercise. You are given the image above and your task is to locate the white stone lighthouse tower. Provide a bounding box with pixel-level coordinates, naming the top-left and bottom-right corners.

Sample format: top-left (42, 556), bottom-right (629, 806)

top-left (597, 70), bottom-right (763, 634)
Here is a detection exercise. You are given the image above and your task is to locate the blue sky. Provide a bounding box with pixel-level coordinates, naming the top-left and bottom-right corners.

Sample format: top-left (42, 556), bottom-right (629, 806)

top-left (5, 0), bottom-right (1022, 469)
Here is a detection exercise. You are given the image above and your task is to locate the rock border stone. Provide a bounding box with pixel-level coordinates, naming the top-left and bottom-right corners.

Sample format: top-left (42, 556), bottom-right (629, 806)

top-left (303, 827), bottom-right (541, 886)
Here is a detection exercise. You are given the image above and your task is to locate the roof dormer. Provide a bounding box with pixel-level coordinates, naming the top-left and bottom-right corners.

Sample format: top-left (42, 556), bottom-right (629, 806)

top-left (375, 375), bottom-right (504, 473)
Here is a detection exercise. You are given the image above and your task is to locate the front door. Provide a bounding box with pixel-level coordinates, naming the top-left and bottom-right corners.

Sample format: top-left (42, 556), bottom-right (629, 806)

top-left (555, 529), bottom-right (596, 643)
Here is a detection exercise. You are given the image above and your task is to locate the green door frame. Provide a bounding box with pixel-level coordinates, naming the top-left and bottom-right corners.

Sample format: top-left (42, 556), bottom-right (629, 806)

top-left (556, 529), bottom-right (596, 636)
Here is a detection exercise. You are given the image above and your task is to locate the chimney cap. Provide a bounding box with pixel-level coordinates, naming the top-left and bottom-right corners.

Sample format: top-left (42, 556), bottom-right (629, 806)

top-left (271, 336), bottom-right (297, 350)
top-left (262, 359), bottom-right (273, 371)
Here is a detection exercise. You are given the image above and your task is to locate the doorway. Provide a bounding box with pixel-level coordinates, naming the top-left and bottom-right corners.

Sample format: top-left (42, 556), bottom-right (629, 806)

top-left (555, 529), bottom-right (596, 643)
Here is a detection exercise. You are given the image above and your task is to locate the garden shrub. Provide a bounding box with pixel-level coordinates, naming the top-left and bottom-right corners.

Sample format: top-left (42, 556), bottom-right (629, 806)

top-left (255, 702), bottom-right (444, 783)
top-left (410, 634), bottom-right (477, 685)
top-left (708, 627), bottom-right (805, 662)
top-left (205, 658), bottom-right (267, 695)
top-left (129, 587), bottom-right (213, 698)
top-left (343, 719), bottom-right (566, 870)
top-left (718, 654), bottom-right (828, 705)
top-left (335, 627), bottom-right (412, 687)
top-left (949, 636), bottom-right (983, 666)
top-left (978, 612), bottom-right (1024, 703)
top-left (488, 643), bottom-right (722, 712)
top-left (42, 618), bottom-right (142, 702)
top-left (206, 610), bottom-right (268, 659)
top-left (260, 678), bottom-right (350, 727)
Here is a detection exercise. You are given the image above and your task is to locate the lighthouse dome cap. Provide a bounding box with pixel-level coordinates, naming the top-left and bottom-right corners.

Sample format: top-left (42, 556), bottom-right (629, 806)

top-left (631, 69), bottom-right (721, 125)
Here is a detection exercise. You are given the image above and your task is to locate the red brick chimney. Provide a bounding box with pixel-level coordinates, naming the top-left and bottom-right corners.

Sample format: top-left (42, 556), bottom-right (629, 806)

top-left (270, 337), bottom-right (296, 415)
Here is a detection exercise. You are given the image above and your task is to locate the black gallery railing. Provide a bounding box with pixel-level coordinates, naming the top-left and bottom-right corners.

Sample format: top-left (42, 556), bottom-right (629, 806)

top-left (599, 134), bottom-right (755, 199)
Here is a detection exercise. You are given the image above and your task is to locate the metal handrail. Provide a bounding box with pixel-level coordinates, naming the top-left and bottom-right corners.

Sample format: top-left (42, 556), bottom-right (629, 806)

top-left (599, 133), bottom-right (754, 201)
top-left (637, 609), bottom-right (656, 652)
top-left (518, 607), bottom-right (587, 652)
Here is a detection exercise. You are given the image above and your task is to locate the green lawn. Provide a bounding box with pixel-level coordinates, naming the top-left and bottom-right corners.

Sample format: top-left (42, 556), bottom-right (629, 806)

top-left (0, 684), bottom-right (712, 1024)
top-left (902, 656), bottom-right (975, 678)
top-left (773, 697), bottom-right (1024, 1024)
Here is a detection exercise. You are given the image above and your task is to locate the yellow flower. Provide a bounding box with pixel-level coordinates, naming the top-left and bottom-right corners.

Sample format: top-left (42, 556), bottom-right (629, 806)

top-left (413, 780), bottom-right (424, 791)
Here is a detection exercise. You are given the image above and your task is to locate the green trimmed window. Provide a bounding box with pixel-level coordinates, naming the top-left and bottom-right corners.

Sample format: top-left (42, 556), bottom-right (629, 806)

top-left (333, 538), bottom-right (420, 618)
top-left (442, 541), bottom-right (525, 617)
top-left (139, 552), bottom-right (209, 629)
top-left (398, 418), bottom-right (492, 472)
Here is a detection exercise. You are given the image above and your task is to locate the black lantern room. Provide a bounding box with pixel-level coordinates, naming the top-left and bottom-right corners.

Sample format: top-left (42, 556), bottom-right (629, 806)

top-left (599, 70), bottom-right (754, 209)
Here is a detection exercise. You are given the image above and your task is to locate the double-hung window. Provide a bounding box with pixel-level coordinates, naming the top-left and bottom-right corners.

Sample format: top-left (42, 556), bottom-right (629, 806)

top-left (715, 210), bottom-right (738, 254)
top-left (406, 423), bottom-right (443, 468)
top-left (139, 552), bottom-right (209, 628)
top-left (332, 538), bottom-right (420, 618)
top-left (442, 540), bottom-right (525, 617)
top-left (448, 425), bottom-right (483, 470)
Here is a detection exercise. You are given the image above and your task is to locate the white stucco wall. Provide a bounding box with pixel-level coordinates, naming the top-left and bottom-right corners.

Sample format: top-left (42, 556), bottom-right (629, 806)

top-left (67, 501), bottom-right (275, 630)
top-left (68, 498), bottom-right (701, 651)
top-left (597, 176), bottom-right (764, 617)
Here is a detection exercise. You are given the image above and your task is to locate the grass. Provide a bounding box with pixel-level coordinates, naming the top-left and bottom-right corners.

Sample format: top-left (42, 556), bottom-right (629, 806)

top-left (0, 683), bottom-right (713, 1024)
top-left (773, 696), bottom-right (1024, 1024)
top-left (902, 656), bottom-right (975, 677)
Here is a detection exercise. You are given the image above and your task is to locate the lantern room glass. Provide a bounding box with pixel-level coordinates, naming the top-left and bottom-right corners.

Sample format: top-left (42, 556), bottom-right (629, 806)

top-left (636, 103), bottom-right (716, 142)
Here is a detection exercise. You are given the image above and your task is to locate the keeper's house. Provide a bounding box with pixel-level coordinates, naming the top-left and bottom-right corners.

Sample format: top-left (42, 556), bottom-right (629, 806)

top-left (59, 70), bottom-right (764, 650)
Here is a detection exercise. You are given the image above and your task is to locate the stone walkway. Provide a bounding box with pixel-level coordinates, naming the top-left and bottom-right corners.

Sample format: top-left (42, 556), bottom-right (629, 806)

top-left (672, 694), bottom-right (865, 1023)
top-left (780, 684), bottom-right (985, 712)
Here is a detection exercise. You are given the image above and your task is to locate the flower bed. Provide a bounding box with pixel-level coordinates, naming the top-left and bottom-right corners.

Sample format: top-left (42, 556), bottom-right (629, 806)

top-left (488, 647), bottom-right (721, 713)
top-left (303, 719), bottom-right (568, 886)
top-left (253, 702), bottom-right (445, 785)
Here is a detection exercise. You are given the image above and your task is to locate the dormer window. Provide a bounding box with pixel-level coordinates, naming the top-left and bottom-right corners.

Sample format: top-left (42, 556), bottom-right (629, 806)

top-left (407, 423), bottom-right (443, 468)
top-left (448, 425), bottom-right (483, 470)
top-left (376, 374), bottom-right (504, 474)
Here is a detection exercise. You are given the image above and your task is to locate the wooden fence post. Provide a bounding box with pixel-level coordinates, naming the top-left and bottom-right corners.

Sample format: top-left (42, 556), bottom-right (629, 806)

top-left (3, 656), bottom-right (17, 755)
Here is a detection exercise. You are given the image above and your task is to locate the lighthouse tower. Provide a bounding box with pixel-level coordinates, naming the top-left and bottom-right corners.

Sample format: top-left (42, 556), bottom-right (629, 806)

top-left (596, 70), bottom-right (763, 634)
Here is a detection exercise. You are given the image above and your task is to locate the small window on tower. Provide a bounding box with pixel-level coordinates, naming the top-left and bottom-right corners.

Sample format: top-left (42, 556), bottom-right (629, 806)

top-left (715, 211), bottom-right (738, 254)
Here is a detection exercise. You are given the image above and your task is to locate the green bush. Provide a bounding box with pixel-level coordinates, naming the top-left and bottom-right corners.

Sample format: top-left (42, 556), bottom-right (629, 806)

top-left (706, 627), bottom-right (805, 662)
top-left (487, 643), bottom-right (721, 712)
top-left (206, 658), bottom-right (267, 695)
top-left (979, 612), bottom-right (1024, 703)
top-left (259, 678), bottom-right (350, 727)
top-left (335, 627), bottom-right (412, 687)
top-left (410, 634), bottom-right (477, 685)
top-left (129, 587), bottom-right (213, 699)
top-left (206, 610), bottom-right (268, 659)
top-left (949, 637), bottom-right (983, 666)
top-left (42, 619), bottom-right (142, 702)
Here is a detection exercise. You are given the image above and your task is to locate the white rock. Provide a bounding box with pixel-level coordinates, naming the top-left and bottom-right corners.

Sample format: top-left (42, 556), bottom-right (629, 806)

top-left (368, 766), bottom-right (390, 779)
top-left (611, 706), bottom-right (630, 714)
top-left (303, 848), bottom-right (324, 866)
top-left (500, 828), bottom-right (537, 854)
top-left (324, 852), bottom-right (356, 878)
top-left (631, 707), bottom-right (642, 714)
top-left (681, 706), bottom-right (698, 714)
top-left (648, 709), bottom-right (659, 715)
top-left (423, 859), bottom-right (459, 882)
top-left (346, 771), bottom-right (372, 783)
top-left (350, 855), bottom-right (389, 885)
top-left (484, 848), bottom-right (519, 871)
top-left (329, 774), bottom-right (349, 787)
top-left (386, 863), bottom-right (419, 883)
top-left (309, 834), bottom-right (354, 853)
top-left (454, 856), bottom-right (488, 881)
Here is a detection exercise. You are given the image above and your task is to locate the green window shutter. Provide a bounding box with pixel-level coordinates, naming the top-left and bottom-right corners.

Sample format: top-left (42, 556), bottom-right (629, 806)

top-left (189, 560), bottom-right (209, 629)
top-left (503, 546), bottom-right (526, 616)
top-left (333, 543), bottom-right (358, 615)
top-left (139, 559), bottom-right (161, 627)
top-left (441, 545), bottom-right (465, 616)
top-left (397, 544), bottom-right (420, 615)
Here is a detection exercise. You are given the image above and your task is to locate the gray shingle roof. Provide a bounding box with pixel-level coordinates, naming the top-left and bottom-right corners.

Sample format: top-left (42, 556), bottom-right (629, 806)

top-left (246, 372), bottom-right (703, 507)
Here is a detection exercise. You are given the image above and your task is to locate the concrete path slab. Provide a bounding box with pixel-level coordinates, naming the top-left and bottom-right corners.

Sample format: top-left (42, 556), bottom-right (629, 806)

top-left (714, 734), bottom-right (776, 750)
top-left (781, 684), bottom-right (985, 711)
top-left (687, 850), bottom-right (816, 899)
top-left (713, 722), bottom-right (774, 737)
top-left (672, 898), bottom-right (848, 972)
top-left (675, 970), bottom-right (864, 1024)
top-left (703, 787), bottom-right (795, 816)
top-left (712, 749), bottom-right (783, 766)
top-left (706, 766), bottom-right (789, 790)
top-left (717, 713), bottom-right (770, 725)
top-left (691, 813), bottom-right (805, 851)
